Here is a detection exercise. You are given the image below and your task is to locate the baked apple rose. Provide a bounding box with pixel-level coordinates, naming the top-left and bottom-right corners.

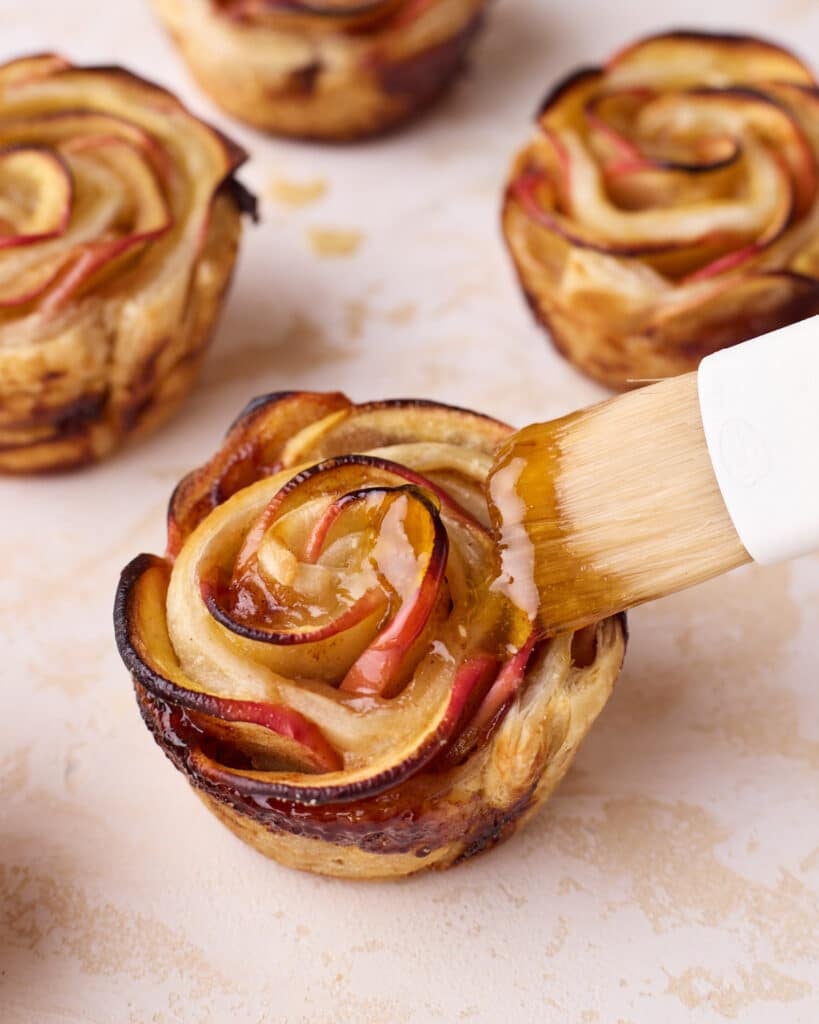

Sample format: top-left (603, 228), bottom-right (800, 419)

top-left (115, 392), bottom-right (627, 878)
top-left (0, 55), bottom-right (253, 473)
top-left (152, 0), bottom-right (489, 141)
top-left (503, 31), bottom-right (819, 389)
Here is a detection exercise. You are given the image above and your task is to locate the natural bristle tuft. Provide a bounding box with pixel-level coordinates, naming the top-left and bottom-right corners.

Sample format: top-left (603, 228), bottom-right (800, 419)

top-left (488, 373), bottom-right (750, 634)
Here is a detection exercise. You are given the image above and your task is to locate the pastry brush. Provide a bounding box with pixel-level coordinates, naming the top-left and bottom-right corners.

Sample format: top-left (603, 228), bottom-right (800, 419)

top-left (488, 316), bottom-right (819, 634)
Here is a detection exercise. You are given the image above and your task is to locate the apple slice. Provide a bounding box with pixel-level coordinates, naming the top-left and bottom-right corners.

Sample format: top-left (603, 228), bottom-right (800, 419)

top-left (439, 635), bottom-right (538, 768)
top-left (116, 554), bottom-right (342, 773)
top-left (201, 468), bottom-right (449, 701)
top-left (278, 398), bottom-right (510, 467)
top-left (186, 642), bottom-right (492, 806)
top-left (606, 30), bottom-right (814, 90)
top-left (340, 487), bottom-right (449, 697)
top-left (166, 391), bottom-right (353, 556)
top-left (202, 572), bottom-right (387, 647)
top-left (119, 552), bottom-right (497, 805)
top-left (0, 146), bottom-right (72, 248)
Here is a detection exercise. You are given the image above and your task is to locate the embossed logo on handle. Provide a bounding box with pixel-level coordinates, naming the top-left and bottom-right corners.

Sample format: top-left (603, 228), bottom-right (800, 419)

top-left (719, 417), bottom-right (770, 487)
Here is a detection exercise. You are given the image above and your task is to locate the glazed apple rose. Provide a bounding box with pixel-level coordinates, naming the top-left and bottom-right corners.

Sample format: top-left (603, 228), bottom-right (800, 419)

top-left (0, 55), bottom-right (253, 473)
top-left (503, 31), bottom-right (819, 389)
top-left (152, 0), bottom-right (489, 140)
top-left (115, 392), bottom-right (627, 879)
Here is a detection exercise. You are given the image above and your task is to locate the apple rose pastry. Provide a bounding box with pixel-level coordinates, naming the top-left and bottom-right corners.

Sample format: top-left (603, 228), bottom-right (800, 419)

top-left (114, 391), bottom-right (627, 878)
top-left (503, 31), bottom-right (819, 389)
top-left (152, 0), bottom-right (488, 141)
top-left (0, 54), bottom-right (253, 473)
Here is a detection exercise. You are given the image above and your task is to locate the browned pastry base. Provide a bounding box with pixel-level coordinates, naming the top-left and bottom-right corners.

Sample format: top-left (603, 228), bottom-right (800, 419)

top-left (131, 613), bottom-right (626, 879)
top-left (153, 0), bottom-right (488, 141)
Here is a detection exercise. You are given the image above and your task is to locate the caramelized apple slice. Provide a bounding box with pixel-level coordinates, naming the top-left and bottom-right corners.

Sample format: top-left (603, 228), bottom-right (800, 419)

top-left (0, 147), bottom-right (72, 246)
top-left (0, 55), bottom-right (252, 472)
top-left (502, 30), bottom-right (819, 387)
top-left (115, 392), bottom-right (628, 876)
top-left (117, 555), bottom-right (342, 773)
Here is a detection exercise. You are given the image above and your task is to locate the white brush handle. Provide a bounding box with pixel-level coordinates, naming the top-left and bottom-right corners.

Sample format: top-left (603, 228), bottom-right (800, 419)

top-left (698, 315), bottom-right (819, 565)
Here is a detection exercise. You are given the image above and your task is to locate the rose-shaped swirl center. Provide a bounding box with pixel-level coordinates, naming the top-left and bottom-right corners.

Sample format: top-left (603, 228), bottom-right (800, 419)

top-left (512, 35), bottom-right (819, 283)
top-left (164, 437), bottom-right (534, 798)
top-left (0, 57), bottom-right (239, 320)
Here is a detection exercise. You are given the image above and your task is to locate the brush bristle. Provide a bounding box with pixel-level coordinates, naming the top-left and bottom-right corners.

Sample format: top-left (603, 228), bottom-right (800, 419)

top-left (488, 372), bottom-right (750, 634)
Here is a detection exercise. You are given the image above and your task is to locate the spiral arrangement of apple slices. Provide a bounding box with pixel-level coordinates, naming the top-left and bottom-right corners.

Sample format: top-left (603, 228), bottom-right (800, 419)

top-left (115, 391), bottom-right (627, 878)
top-left (152, 0), bottom-right (488, 140)
top-left (0, 55), bottom-right (252, 473)
top-left (503, 31), bottom-right (819, 389)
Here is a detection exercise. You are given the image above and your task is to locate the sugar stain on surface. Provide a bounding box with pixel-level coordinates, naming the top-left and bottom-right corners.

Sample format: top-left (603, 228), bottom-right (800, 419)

top-left (268, 175), bottom-right (327, 207)
top-left (343, 299), bottom-right (417, 342)
top-left (308, 227), bottom-right (363, 257)
top-left (666, 963), bottom-right (811, 1018)
top-left (544, 796), bottom-right (819, 959)
top-left (516, 560), bottom-right (819, 1017)
top-left (0, 861), bottom-right (233, 997)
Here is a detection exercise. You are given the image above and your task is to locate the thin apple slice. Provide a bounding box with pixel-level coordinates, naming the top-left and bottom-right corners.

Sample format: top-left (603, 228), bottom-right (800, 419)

top-left (635, 88), bottom-right (817, 215)
top-left (120, 553), bottom-right (493, 806)
top-left (340, 487), bottom-right (449, 697)
top-left (167, 391), bottom-right (353, 556)
top-left (186, 645), bottom-right (490, 805)
top-left (554, 128), bottom-right (791, 251)
top-left (0, 146), bottom-right (72, 247)
top-left (116, 554), bottom-right (342, 773)
top-left (0, 110), bottom-right (173, 182)
top-left (439, 635), bottom-right (538, 768)
top-left (278, 398), bottom-right (510, 467)
top-left (216, 0), bottom-right (404, 32)
top-left (202, 574), bottom-right (387, 647)
top-left (0, 53), bottom-right (71, 88)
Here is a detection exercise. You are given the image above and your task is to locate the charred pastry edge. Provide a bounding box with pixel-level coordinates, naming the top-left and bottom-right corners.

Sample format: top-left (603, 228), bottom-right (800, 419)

top-left (503, 32), bottom-right (819, 389)
top-left (0, 54), bottom-right (257, 473)
top-left (127, 611), bottom-right (628, 865)
top-left (154, 1), bottom-right (489, 142)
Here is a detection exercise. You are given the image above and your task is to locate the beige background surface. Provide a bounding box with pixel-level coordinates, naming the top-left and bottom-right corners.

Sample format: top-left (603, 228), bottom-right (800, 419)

top-left (2, 1), bottom-right (819, 1021)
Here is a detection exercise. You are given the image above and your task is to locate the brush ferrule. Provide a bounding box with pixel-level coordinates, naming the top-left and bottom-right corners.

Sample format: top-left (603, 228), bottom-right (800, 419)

top-left (698, 315), bottom-right (819, 565)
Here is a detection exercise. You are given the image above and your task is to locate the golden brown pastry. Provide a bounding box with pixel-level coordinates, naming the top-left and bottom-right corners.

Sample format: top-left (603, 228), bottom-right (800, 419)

top-left (115, 391), bottom-right (627, 879)
top-left (0, 55), bottom-right (254, 473)
top-left (152, 0), bottom-right (489, 141)
top-left (502, 31), bottom-right (819, 390)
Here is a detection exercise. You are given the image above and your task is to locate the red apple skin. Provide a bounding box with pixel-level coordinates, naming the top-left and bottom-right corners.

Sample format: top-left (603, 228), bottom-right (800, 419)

top-left (0, 56), bottom-right (253, 474)
top-left (115, 554), bottom-right (343, 773)
top-left (116, 393), bottom-right (629, 876)
top-left (201, 572), bottom-right (386, 647)
top-left (0, 146), bottom-right (73, 250)
top-left (340, 488), bottom-right (449, 698)
top-left (503, 30), bottom-right (819, 389)
top-left (116, 551), bottom-right (506, 808)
